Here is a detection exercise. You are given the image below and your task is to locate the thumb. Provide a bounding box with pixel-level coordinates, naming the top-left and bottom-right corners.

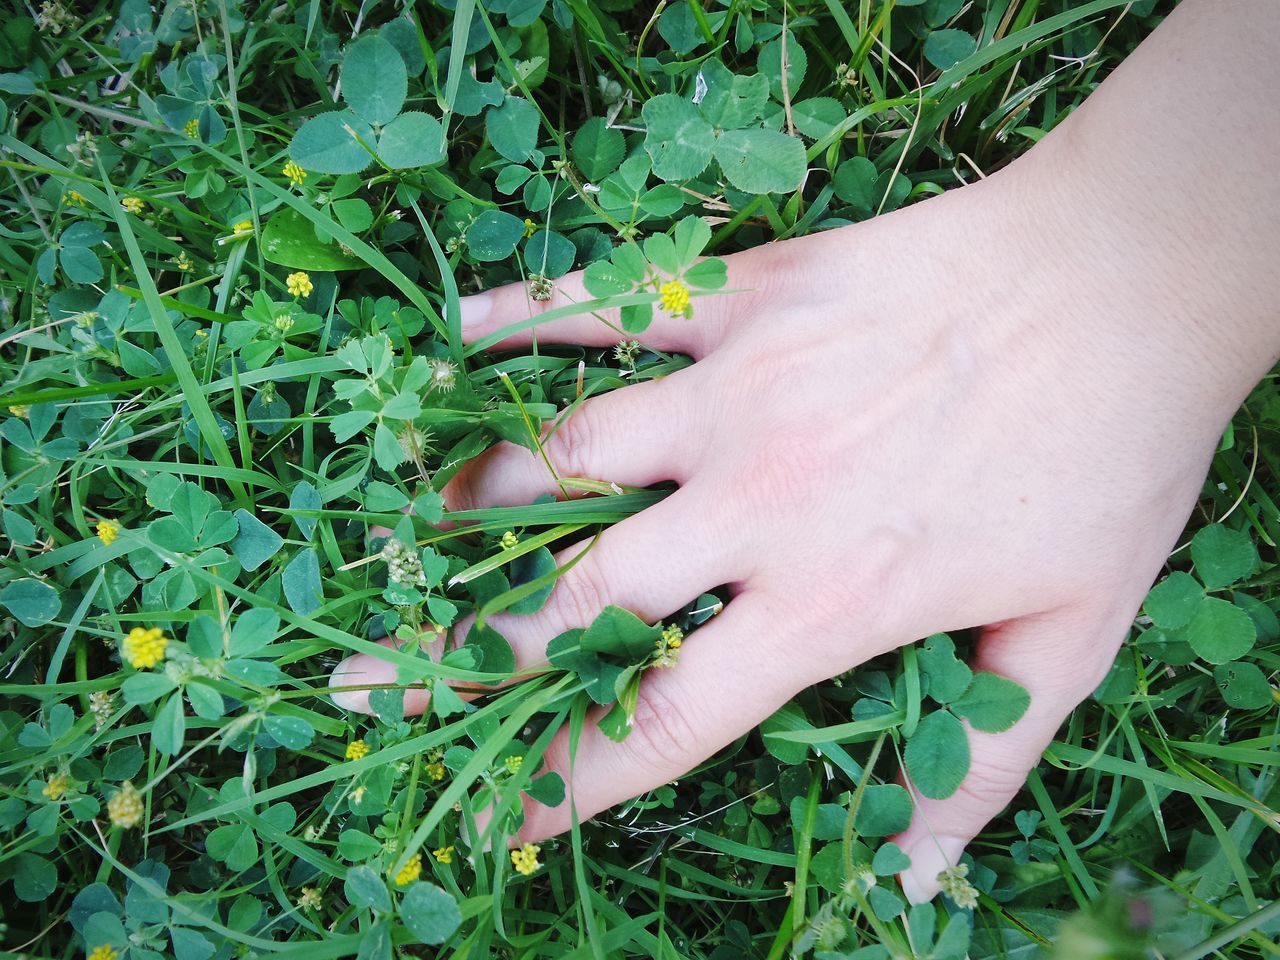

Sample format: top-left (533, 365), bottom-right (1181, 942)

top-left (895, 605), bottom-right (1132, 903)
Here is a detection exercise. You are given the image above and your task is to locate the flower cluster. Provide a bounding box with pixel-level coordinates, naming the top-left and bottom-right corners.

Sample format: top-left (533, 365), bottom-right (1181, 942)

top-left (381, 538), bottom-right (427, 588)
top-left (659, 279), bottom-right (691, 317)
top-left (89, 690), bottom-right (116, 729)
top-left (653, 623), bottom-right (684, 668)
top-left (393, 852), bottom-right (423, 885)
top-left (938, 862), bottom-right (979, 909)
top-left (433, 845), bottom-right (455, 864)
top-left (107, 781), bottom-right (144, 828)
top-left (286, 271), bottom-right (313, 298)
top-left (296, 887), bottom-right (322, 910)
top-left (500, 530), bottom-right (519, 550)
top-left (96, 518), bottom-right (120, 546)
top-left (510, 842), bottom-right (541, 876)
top-left (42, 772), bottom-right (71, 800)
top-left (121, 196), bottom-right (145, 215)
top-left (283, 160), bottom-right (308, 187)
top-left (87, 947), bottom-right (117, 960)
top-left (121, 626), bottom-right (168, 669)
top-left (345, 739), bottom-right (370, 761)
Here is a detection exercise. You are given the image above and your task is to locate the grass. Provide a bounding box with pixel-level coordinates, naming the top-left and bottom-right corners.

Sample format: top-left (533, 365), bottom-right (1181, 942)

top-left (0, 0), bottom-right (1277, 957)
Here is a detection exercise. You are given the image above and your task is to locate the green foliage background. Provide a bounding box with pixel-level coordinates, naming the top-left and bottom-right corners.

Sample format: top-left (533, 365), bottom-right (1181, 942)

top-left (0, 0), bottom-right (1277, 957)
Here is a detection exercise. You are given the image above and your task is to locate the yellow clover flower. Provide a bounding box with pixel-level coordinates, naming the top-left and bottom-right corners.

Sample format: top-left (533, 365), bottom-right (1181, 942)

top-left (393, 852), bottom-right (422, 886)
top-left (107, 781), bottom-right (144, 828)
top-left (122, 626), bottom-right (168, 669)
top-left (184, 117), bottom-right (199, 138)
top-left (500, 530), bottom-right (519, 550)
top-left (286, 271), bottom-right (313, 298)
top-left (345, 739), bottom-right (369, 761)
top-left (65, 190), bottom-right (87, 207)
top-left (43, 772), bottom-right (72, 800)
top-left (659, 279), bottom-right (691, 317)
top-left (510, 842), bottom-right (541, 876)
top-left (95, 519), bottom-right (120, 546)
top-left (121, 196), bottom-right (145, 215)
top-left (88, 947), bottom-right (118, 960)
top-left (433, 845), bottom-right (455, 864)
top-left (283, 160), bottom-right (307, 187)
top-left (233, 219), bottom-right (254, 235)
top-left (522, 217), bottom-right (537, 239)
top-left (425, 760), bottom-right (446, 781)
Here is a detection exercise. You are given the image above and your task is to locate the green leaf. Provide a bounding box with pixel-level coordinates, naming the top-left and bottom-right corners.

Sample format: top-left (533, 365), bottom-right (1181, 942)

top-left (344, 864), bottom-right (392, 913)
top-left (1214, 660), bottom-right (1272, 709)
top-left (760, 702), bottom-right (809, 765)
top-left (399, 882), bottom-right (462, 944)
top-left (713, 128), bottom-right (806, 194)
top-left (338, 829), bottom-right (383, 861)
top-left (290, 480), bottom-right (322, 542)
top-left (171, 928), bottom-right (215, 960)
top-left (918, 634), bottom-right (972, 704)
top-left (790, 97), bottom-right (846, 139)
top-left (290, 111), bottom-right (376, 176)
top-left (373, 422), bottom-right (406, 471)
top-left (871, 841), bottom-right (911, 876)
top-left (264, 714), bottom-right (314, 750)
top-left (231, 509), bottom-right (284, 572)
top-left (466, 210), bottom-right (525, 261)
top-left (1144, 571), bottom-right (1204, 630)
top-left (283, 548), bottom-right (323, 616)
top-left (855, 783), bottom-right (913, 837)
top-left (756, 32), bottom-right (807, 100)
top-left (699, 67), bottom-right (769, 130)
top-left (122, 672), bottom-right (177, 705)
top-left (378, 112), bottom-right (447, 169)
top-left (465, 622), bottom-right (517, 677)
top-left (13, 853), bottom-right (56, 902)
top-left (60, 245), bottom-right (103, 283)
top-left (832, 156), bottom-right (880, 214)
top-left (1185, 596), bottom-right (1256, 664)
top-left (506, 546), bottom-right (557, 614)
top-left (261, 207), bottom-right (364, 270)
top-left (571, 116), bottom-right (625, 182)
top-left (523, 230), bottom-right (576, 278)
top-left (580, 605), bottom-right (662, 660)
top-left (1191, 524), bottom-right (1258, 589)
top-left (683, 257), bottom-right (727, 290)
top-left (0, 578), bottom-right (61, 626)
top-left (658, 1), bottom-right (702, 54)
top-left (486, 95), bottom-right (540, 163)
top-left (951, 672), bottom-right (1030, 733)
top-left (904, 710), bottom-right (969, 800)
top-left (642, 94), bottom-right (715, 181)
top-left (341, 34), bottom-right (407, 125)
top-left (357, 921), bottom-right (392, 960)
top-left (229, 608), bottom-right (279, 657)
top-left (924, 29), bottom-right (977, 70)
top-left (331, 198), bottom-right (374, 233)
top-left (526, 771), bottom-right (565, 806)
top-left (152, 693), bottom-right (186, 755)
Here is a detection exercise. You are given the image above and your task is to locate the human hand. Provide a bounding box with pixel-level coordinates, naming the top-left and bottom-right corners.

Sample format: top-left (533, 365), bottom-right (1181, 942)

top-left (329, 136), bottom-right (1257, 898)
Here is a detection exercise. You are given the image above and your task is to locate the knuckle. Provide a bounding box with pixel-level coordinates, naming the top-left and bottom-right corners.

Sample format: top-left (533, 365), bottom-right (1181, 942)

top-left (620, 679), bottom-right (701, 773)
top-left (548, 559), bottom-right (609, 630)
top-left (546, 407), bottom-right (600, 478)
top-left (952, 749), bottom-right (1030, 811)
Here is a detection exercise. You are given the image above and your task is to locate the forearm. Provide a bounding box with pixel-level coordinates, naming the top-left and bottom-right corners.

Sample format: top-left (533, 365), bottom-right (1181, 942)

top-left (1007, 0), bottom-right (1280, 415)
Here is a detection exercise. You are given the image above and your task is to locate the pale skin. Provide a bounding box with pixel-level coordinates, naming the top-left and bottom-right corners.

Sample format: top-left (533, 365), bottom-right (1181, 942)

top-left (330, 0), bottom-right (1280, 900)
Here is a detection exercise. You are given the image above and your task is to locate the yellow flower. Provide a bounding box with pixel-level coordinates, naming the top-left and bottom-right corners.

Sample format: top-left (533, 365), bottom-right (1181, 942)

top-left (283, 160), bottom-right (308, 187)
top-left (522, 217), bottom-right (537, 239)
top-left (658, 279), bottom-right (691, 317)
top-left (500, 530), bottom-right (519, 550)
top-left (233, 219), bottom-right (254, 235)
top-left (121, 196), bottom-right (145, 215)
top-left (8, 404), bottom-right (30, 418)
top-left (184, 117), bottom-right (199, 138)
top-left (425, 761), bottom-right (446, 781)
top-left (654, 623), bottom-right (685, 669)
top-left (107, 781), bottom-right (144, 828)
top-left (121, 626), bottom-right (168, 669)
top-left (65, 190), bottom-right (87, 207)
top-left (345, 739), bottom-right (369, 761)
top-left (175, 251), bottom-right (193, 272)
top-left (87, 947), bottom-right (118, 960)
top-left (433, 845), bottom-right (455, 864)
top-left (393, 852), bottom-right (422, 885)
top-left (661, 623), bottom-right (684, 649)
top-left (286, 271), bottom-right (313, 298)
top-left (296, 886), bottom-right (322, 910)
top-left (504, 755), bottom-right (523, 775)
top-left (43, 772), bottom-right (72, 800)
top-left (510, 842), bottom-right (541, 876)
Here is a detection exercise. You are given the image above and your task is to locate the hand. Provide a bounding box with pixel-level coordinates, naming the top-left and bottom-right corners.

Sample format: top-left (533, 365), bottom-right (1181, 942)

top-left (329, 145), bottom-right (1247, 898)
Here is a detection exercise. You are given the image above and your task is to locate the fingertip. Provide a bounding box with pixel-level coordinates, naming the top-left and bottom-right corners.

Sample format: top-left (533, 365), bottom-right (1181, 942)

top-left (458, 290), bottom-right (493, 337)
top-left (329, 654), bottom-right (376, 712)
top-left (896, 831), bottom-right (966, 904)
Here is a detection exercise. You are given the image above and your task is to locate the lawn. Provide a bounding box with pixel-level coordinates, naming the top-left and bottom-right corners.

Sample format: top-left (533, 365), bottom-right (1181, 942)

top-left (0, 0), bottom-right (1277, 957)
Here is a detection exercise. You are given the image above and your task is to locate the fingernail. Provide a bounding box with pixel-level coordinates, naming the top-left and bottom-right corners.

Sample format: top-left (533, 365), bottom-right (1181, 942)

top-left (899, 836), bottom-right (967, 903)
top-left (329, 653), bottom-right (390, 713)
top-left (458, 291), bottom-right (492, 330)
